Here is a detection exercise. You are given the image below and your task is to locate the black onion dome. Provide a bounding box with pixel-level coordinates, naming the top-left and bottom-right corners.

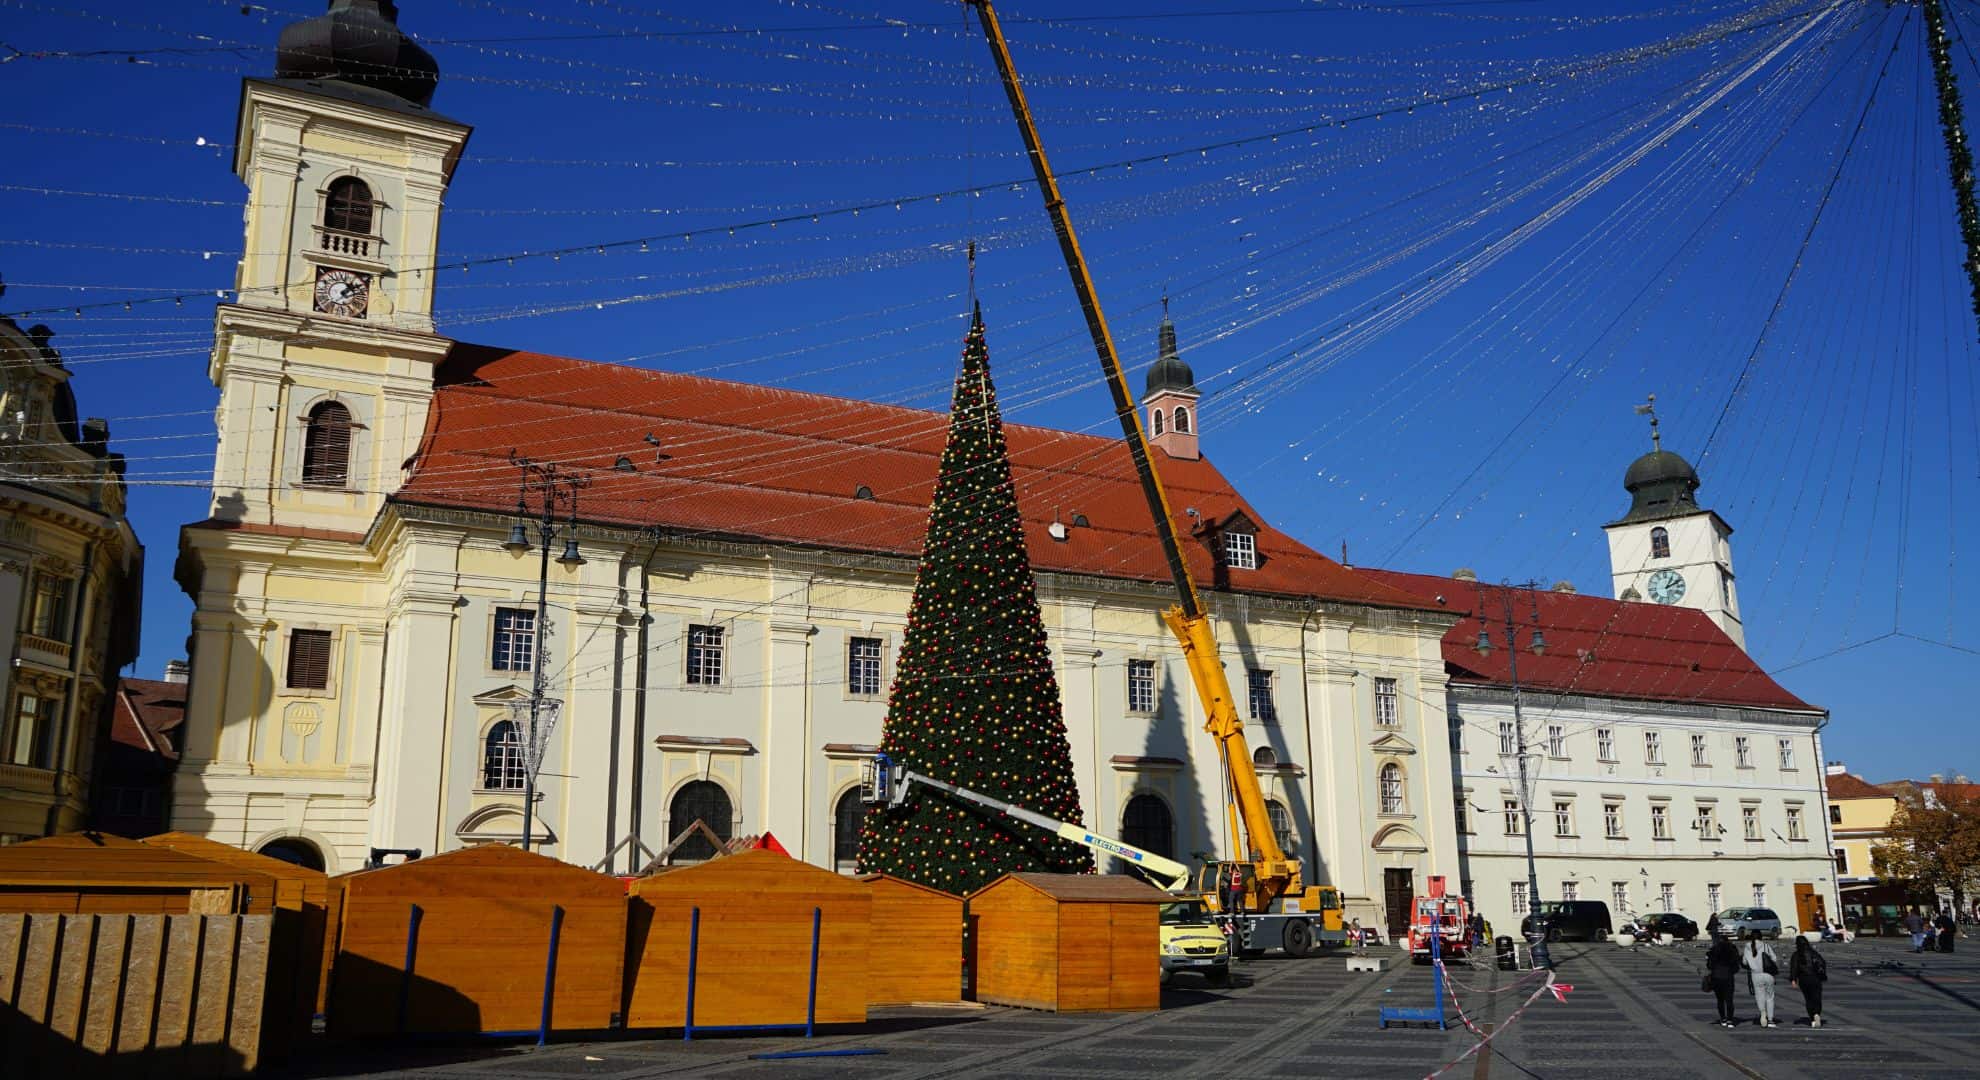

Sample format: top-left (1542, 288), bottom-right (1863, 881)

top-left (1144, 315), bottom-right (1197, 395)
top-left (1616, 449), bottom-right (1702, 523)
top-left (277, 0), bottom-right (440, 107)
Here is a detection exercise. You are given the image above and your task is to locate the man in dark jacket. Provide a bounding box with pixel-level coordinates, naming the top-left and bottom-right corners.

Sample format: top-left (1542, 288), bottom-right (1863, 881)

top-left (1935, 910), bottom-right (1957, 953)
top-left (1706, 936), bottom-right (1742, 1027)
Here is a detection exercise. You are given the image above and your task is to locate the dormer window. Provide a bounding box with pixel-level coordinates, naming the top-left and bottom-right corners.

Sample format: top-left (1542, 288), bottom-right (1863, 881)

top-left (1650, 526), bottom-right (1670, 559)
top-left (1172, 406), bottom-right (1191, 434)
top-left (1224, 530), bottom-right (1257, 570)
top-left (324, 177), bottom-right (374, 236)
top-left (301, 400), bottom-right (354, 486)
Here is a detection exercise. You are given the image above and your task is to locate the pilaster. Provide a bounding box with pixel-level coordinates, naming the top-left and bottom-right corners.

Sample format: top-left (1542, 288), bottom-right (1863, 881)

top-left (371, 592), bottom-right (458, 853)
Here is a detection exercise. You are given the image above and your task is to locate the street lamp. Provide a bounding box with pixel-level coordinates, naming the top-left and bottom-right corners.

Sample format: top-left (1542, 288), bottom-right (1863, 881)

top-left (1474, 578), bottom-right (1553, 970)
top-left (504, 450), bottom-right (589, 852)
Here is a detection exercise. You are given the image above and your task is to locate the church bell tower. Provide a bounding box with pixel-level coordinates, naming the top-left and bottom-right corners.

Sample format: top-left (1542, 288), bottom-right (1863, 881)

top-left (1144, 303), bottom-right (1202, 461)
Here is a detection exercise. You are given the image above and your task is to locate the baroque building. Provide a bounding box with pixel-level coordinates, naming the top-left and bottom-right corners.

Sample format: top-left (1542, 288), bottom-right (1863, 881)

top-left (0, 310), bottom-right (144, 841)
top-left (171, 2), bottom-right (1467, 930)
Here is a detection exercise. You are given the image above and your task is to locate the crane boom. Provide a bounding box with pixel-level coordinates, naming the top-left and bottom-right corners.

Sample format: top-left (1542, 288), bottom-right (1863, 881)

top-left (966, 0), bottom-right (1295, 904)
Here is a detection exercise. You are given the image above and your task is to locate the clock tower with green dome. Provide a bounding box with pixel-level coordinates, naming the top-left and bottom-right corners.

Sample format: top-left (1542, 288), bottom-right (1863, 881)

top-left (1601, 397), bottom-right (1743, 647)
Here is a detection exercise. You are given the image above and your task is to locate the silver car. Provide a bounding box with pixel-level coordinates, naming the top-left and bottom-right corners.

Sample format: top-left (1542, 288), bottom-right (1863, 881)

top-left (1715, 907), bottom-right (1785, 940)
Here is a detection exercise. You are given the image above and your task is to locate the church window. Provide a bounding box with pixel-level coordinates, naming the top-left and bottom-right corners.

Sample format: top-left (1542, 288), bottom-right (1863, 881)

top-left (686, 624), bottom-right (725, 686)
top-left (492, 608), bottom-right (536, 672)
top-left (1379, 763), bottom-right (1405, 814)
top-left (286, 629), bottom-right (332, 691)
top-left (483, 720), bottom-right (525, 791)
top-left (1224, 530), bottom-right (1257, 570)
top-left (847, 636), bottom-right (883, 696)
top-left (833, 787), bottom-right (870, 872)
top-left (1151, 409), bottom-right (1164, 435)
top-left (1265, 798), bottom-right (1296, 856)
top-left (669, 781), bottom-right (733, 862)
top-left (1650, 526), bottom-right (1670, 559)
top-left (301, 401), bottom-right (354, 487)
top-left (1173, 406), bottom-right (1191, 434)
top-left (1127, 659), bottom-right (1157, 713)
top-left (324, 177), bottom-right (375, 235)
top-left (1374, 678), bottom-right (1400, 727)
top-left (1121, 793), bottom-right (1174, 860)
top-left (1246, 668), bottom-right (1276, 723)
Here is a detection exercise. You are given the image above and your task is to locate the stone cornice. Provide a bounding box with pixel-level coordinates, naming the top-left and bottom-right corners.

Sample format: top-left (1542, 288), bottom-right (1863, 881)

top-left (1450, 683), bottom-right (1824, 727)
top-left (214, 304), bottom-right (453, 363)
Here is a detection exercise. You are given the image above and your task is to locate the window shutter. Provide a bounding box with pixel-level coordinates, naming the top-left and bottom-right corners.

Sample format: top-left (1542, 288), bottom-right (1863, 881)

top-left (288, 629), bottom-right (332, 690)
top-left (302, 403), bottom-right (353, 486)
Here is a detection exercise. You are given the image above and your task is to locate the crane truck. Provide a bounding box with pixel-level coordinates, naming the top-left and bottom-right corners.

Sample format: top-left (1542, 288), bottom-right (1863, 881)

top-left (959, 1), bottom-right (1346, 958)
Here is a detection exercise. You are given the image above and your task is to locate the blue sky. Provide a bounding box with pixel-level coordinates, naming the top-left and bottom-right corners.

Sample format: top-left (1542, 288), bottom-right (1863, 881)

top-left (1, 0), bottom-right (1974, 782)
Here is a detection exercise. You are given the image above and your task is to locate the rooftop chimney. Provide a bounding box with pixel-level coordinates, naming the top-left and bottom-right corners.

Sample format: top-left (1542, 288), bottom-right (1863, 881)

top-left (1824, 761), bottom-right (1846, 776)
top-left (1551, 580), bottom-right (1576, 594)
top-left (1452, 567), bottom-right (1478, 581)
top-left (1929, 773), bottom-right (1945, 785)
top-left (163, 659), bottom-right (190, 684)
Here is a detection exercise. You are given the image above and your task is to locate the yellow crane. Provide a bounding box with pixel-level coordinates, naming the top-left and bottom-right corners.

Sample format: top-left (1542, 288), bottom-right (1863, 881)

top-left (966, 0), bottom-right (1342, 956)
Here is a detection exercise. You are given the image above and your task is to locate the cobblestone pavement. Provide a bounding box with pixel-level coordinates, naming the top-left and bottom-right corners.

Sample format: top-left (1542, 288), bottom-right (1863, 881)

top-left (285, 935), bottom-right (1979, 1079)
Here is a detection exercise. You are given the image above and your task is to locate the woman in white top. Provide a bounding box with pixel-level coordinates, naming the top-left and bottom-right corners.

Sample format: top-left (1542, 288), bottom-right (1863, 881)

top-left (1742, 938), bottom-right (1781, 1028)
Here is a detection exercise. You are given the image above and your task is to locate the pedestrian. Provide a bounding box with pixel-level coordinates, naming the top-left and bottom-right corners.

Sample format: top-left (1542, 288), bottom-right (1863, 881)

top-left (1742, 937), bottom-right (1780, 1028)
top-left (1706, 912), bottom-right (1722, 939)
top-left (1904, 907), bottom-right (1927, 952)
top-left (1935, 910), bottom-right (1957, 954)
top-left (1788, 937), bottom-right (1826, 1028)
top-left (1706, 934), bottom-right (1742, 1028)
top-left (1349, 917), bottom-right (1367, 956)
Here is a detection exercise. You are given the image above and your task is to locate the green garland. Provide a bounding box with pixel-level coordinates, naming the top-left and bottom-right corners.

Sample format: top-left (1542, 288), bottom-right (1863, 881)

top-left (1924, 0), bottom-right (1980, 332)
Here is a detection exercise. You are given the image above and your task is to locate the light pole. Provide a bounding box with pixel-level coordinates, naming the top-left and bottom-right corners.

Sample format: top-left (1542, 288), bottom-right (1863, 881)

top-left (1473, 579), bottom-right (1551, 970)
top-left (503, 450), bottom-right (588, 852)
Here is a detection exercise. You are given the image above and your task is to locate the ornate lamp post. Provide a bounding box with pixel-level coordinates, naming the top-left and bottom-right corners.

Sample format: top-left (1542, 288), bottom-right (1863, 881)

top-left (502, 451), bottom-right (588, 852)
top-left (1474, 579), bottom-right (1552, 970)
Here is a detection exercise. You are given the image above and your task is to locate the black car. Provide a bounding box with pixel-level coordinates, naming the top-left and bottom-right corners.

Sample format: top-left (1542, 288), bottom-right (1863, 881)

top-left (1639, 913), bottom-right (1699, 941)
top-left (1521, 900), bottom-right (1615, 943)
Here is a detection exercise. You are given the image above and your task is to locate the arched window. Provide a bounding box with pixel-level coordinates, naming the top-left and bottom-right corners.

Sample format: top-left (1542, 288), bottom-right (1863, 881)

top-left (258, 838), bottom-right (325, 872)
top-left (1379, 763), bottom-right (1405, 814)
top-left (324, 177), bottom-right (375, 235)
top-left (301, 401), bottom-right (353, 487)
top-left (1173, 406), bottom-right (1191, 434)
top-left (1120, 793), bottom-right (1174, 862)
top-left (669, 781), bottom-right (733, 863)
top-left (833, 787), bottom-right (869, 873)
top-left (1253, 746), bottom-right (1278, 768)
top-left (1151, 409), bottom-right (1165, 435)
top-left (483, 721), bottom-right (525, 791)
top-left (1650, 526), bottom-right (1670, 560)
top-left (1264, 798), bottom-right (1296, 858)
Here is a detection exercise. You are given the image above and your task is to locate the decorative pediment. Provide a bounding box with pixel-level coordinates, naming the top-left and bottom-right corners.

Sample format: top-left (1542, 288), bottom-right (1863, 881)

top-left (1371, 823), bottom-right (1427, 852)
top-left (470, 684), bottom-right (532, 706)
top-left (456, 805), bottom-right (555, 846)
top-left (1368, 733), bottom-right (1417, 756)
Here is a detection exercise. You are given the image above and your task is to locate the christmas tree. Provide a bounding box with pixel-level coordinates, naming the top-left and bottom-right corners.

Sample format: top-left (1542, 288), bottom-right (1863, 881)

top-left (859, 305), bottom-right (1095, 894)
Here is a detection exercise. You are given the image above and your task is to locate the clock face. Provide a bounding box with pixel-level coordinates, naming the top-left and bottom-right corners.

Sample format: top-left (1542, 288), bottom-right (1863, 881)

top-left (1647, 568), bottom-right (1687, 605)
top-left (313, 267), bottom-right (370, 319)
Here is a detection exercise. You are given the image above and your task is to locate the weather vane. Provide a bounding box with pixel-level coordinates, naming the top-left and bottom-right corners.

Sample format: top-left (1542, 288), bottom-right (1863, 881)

top-left (1633, 393), bottom-right (1661, 452)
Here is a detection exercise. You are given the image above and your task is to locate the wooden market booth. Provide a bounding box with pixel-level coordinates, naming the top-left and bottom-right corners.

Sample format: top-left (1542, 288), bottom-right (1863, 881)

top-left (967, 873), bottom-right (1168, 1013)
top-left (326, 844), bottom-right (627, 1039)
top-left (0, 832), bottom-right (277, 915)
top-left (858, 873), bottom-right (963, 1006)
top-left (624, 847), bottom-right (871, 1033)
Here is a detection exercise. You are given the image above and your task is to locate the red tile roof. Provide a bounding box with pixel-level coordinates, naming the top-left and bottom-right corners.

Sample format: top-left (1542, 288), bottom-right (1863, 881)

top-left (1826, 772), bottom-right (1892, 801)
top-left (1356, 570), bottom-right (1815, 712)
top-left (111, 677), bottom-right (186, 762)
top-left (397, 343), bottom-right (1436, 612)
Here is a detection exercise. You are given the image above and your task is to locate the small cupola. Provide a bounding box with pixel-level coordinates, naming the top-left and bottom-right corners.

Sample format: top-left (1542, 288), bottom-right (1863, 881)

top-left (1144, 300), bottom-right (1202, 461)
top-left (276, 0), bottom-right (442, 107)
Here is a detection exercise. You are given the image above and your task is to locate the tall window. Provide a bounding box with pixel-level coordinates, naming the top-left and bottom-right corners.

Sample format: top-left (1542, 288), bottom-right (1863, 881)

top-left (1224, 531), bottom-right (1257, 570)
top-left (1650, 526), bottom-right (1670, 559)
top-left (1151, 409), bottom-right (1165, 435)
top-left (1449, 716), bottom-right (1463, 752)
top-left (1596, 727), bottom-right (1614, 761)
top-left (1650, 803), bottom-right (1670, 839)
top-left (1778, 738), bottom-right (1795, 770)
top-left (1127, 658), bottom-right (1156, 713)
top-left (1379, 763), bottom-right (1405, 814)
top-left (1503, 799), bottom-right (1523, 835)
top-left (847, 636), bottom-right (883, 696)
top-left (1751, 884), bottom-right (1766, 907)
top-left (1561, 880), bottom-right (1579, 901)
top-left (1612, 882), bottom-right (1629, 914)
top-left (1547, 725), bottom-right (1565, 758)
top-left (1454, 792), bottom-right (1470, 834)
top-left (1829, 804), bottom-right (1842, 825)
top-left (1786, 806), bottom-right (1804, 840)
top-left (286, 628), bottom-right (332, 690)
top-left (1644, 731), bottom-right (1662, 764)
top-left (28, 573), bottom-right (69, 639)
top-left (1695, 803), bottom-right (1716, 836)
top-left (1246, 668), bottom-right (1276, 723)
top-left (1659, 882), bottom-right (1675, 912)
top-left (301, 401), bottom-right (354, 486)
top-left (668, 781), bottom-right (733, 862)
top-left (1833, 848), bottom-right (1849, 874)
top-left (1374, 677), bottom-right (1400, 727)
top-left (1690, 733), bottom-right (1708, 766)
top-left (1734, 736), bottom-right (1751, 768)
top-left (1554, 800), bottom-right (1573, 837)
top-left (482, 720), bottom-right (525, 790)
top-left (1265, 798), bottom-right (1296, 857)
top-left (492, 608), bottom-right (535, 672)
top-left (833, 787), bottom-right (869, 873)
top-left (1707, 882), bottom-right (1721, 912)
top-left (686, 624), bottom-right (725, 686)
top-left (5, 693), bottom-right (58, 769)
top-left (1121, 794), bottom-right (1174, 860)
top-left (1603, 801), bottom-right (1623, 838)
top-left (323, 176), bottom-right (374, 234)
top-left (1172, 405), bottom-right (1191, 434)
top-left (1742, 805), bottom-right (1760, 841)
top-left (1499, 721), bottom-right (1516, 755)
top-left (1510, 881), bottom-right (1528, 916)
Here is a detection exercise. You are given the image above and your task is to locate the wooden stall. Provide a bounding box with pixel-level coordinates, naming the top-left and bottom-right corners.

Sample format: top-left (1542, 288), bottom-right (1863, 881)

top-left (858, 873), bottom-right (963, 1006)
top-left (624, 848), bottom-right (871, 1032)
top-left (142, 833), bottom-right (339, 1028)
top-left (327, 845), bottom-right (627, 1038)
top-left (0, 833), bottom-right (277, 916)
top-left (967, 873), bottom-right (1168, 1013)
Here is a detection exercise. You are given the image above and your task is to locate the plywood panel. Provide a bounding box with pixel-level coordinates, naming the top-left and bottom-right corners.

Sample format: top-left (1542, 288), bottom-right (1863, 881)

top-left (1054, 904), bottom-right (1112, 1013)
top-left (968, 879), bottom-right (1058, 1011)
top-left (860, 875), bottom-right (962, 1006)
top-left (1107, 905), bottom-right (1160, 1012)
top-left (0, 835), bottom-right (277, 916)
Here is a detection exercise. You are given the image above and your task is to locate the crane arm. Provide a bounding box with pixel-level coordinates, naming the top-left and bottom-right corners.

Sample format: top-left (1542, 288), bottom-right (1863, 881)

top-left (966, 0), bottom-right (1294, 898)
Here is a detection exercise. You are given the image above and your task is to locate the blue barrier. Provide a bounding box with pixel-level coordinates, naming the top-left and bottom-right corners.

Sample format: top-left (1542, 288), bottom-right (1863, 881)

top-left (683, 905), bottom-right (823, 1041)
top-left (392, 901), bottom-right (568, 1044)
top-left (1379, 922), bottom-right (1448, 1030)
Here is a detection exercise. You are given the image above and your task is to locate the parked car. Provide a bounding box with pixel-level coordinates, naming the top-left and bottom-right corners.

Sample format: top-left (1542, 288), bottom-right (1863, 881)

top-left (1521, 900), bottom-right (1615, 943)
top-left (1159, 900), bottom-right (1231, 986)
top-left (1715, 907), bottom-right (1785, 940)
top-left (1639, 913), bottom-right (1699, 941)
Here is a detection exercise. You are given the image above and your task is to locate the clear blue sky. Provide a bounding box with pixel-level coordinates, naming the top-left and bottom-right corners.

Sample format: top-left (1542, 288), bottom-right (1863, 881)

top-left (1, 0), bottom-right (1973, 782)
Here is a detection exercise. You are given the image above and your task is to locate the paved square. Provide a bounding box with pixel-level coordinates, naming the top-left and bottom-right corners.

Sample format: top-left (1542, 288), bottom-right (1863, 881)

top-left (284, 936), bottom-right (1978, 1079)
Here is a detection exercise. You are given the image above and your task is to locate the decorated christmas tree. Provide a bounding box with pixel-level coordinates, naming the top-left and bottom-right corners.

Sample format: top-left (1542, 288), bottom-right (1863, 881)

top-left (859, 305), bottom-right (1094, 894)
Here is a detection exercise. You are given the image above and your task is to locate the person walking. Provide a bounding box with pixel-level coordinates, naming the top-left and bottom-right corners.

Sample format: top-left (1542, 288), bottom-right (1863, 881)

top-left (1905, 908), bottom-right (1927, 952)
top-left (1742, 937), bottom-right (1780, 1028)
top-left (1935, 910), bottom-right (1957, 954)
top-left (1706, 935), bottom-right (1742, 1028)
top-left (1789, 937), bottom-right (1827, 1028)
top-left (1706, 912), bottom-right (1722, 939)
